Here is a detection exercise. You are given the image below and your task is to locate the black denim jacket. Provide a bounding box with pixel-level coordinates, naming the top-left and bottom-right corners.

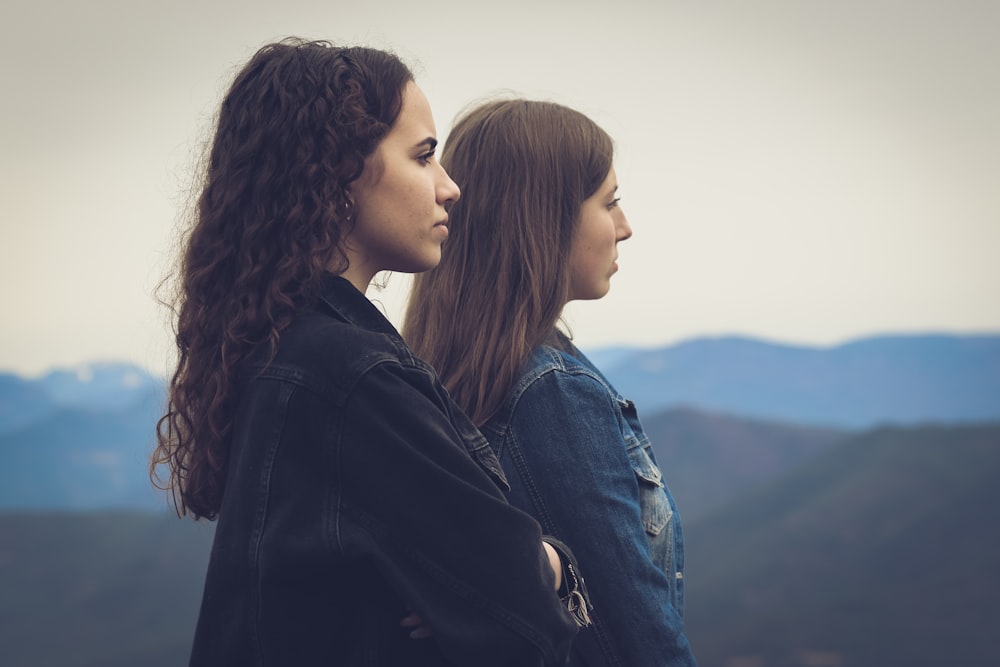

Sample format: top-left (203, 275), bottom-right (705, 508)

top-left (189, 275), bottom-right (579, 666)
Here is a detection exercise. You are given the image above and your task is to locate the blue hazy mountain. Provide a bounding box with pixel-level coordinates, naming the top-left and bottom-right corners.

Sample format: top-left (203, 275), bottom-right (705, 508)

top-left (2, 333), bottom-right (998, 510)
top-left (0, 363), bottom-right (166, 510)
top-left (1, 339), bottom-right (997, 664)
top-left (0, 362), bottom-right (162, 435)
top-left (586, 333), bottom-right (1000, 428)
top-left (35, 363), bottom-right (162, 411)
top-left (0, 373), bottom-right (54, 434)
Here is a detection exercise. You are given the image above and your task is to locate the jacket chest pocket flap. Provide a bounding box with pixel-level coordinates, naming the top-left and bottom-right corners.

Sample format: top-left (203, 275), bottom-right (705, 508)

top-left (626, 443), bottom-right (673, 537)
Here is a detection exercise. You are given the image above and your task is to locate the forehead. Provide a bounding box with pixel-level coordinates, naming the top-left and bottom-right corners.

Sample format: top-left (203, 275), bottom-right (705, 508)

top-left (587, 166), bottom-right (618, 199)
top-left (384, 81), bottom-right (436, 146)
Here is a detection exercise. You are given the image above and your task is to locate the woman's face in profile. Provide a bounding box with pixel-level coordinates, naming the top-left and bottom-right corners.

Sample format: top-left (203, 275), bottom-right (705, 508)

top-left (568, 167), bottom-right (632, 302)
top-left (344, 82), bottom-right (461, 282)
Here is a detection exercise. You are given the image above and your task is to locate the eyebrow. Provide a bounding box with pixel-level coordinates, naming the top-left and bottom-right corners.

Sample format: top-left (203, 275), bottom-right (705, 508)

top-left (415, 137), bottom-right (438, 151)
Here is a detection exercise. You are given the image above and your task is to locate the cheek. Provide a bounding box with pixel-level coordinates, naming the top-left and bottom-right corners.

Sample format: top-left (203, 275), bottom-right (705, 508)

top-left (580, 230), bottom-right (615, 261)
top-left (399, 176), bottom-right (432, 215)
top-left (572, 248), bottom-right (601, 283)
top-left (587, 215), bottom-right (617, 249)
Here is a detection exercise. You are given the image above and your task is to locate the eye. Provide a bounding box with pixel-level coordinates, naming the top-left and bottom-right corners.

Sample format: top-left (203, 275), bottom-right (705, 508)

top-left (418, 150), bottom-right (436, 165)
top-left (606, 197), bottom-right (621, 211)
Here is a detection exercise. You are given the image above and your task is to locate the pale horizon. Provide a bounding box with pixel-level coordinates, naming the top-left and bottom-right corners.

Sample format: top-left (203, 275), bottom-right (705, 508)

top-left (3, 0), bottom-right (998, 377)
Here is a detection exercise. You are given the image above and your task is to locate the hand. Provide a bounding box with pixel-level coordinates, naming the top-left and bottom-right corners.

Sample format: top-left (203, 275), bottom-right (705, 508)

top-left (400, 610), bottom-right (432, 639)
top-left (542, 540), bottom-right (563, 591)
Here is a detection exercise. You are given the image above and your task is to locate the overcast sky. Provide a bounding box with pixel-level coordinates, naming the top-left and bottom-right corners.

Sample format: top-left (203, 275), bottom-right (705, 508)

top-left (2, 0), bottom-right (998, 377)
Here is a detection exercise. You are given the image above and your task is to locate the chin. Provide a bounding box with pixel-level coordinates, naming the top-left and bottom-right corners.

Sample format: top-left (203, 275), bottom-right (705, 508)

top-left (570, 290), bottom-right (610, 302)
top-left (568, 278), bottom-right (613, 302)
top-left (412, 257), bottom-right (443, 274)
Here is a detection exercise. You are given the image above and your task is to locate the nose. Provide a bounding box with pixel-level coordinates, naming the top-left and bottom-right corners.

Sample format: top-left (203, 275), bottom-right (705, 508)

top-left (616, 208), bottom-right (632, 242)
top-left (438, 165), bottom-right (461, 205)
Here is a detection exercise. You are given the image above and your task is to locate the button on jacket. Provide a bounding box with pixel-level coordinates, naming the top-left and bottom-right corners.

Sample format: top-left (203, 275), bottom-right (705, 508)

top-left (189, 275), bottom-right (578, 666)
top-left (480, 339), bottom-right (697, 667)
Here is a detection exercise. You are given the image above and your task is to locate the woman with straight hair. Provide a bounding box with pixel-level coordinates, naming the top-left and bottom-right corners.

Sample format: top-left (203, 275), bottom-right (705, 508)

top-left (406, 99), bottom-right (697, 666)
top-left (151, 41), bottom-right (587, 666)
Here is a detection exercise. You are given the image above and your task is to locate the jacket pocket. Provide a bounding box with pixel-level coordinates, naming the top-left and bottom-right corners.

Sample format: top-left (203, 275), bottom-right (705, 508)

top-left (627, 444), bottom-right (673, 537)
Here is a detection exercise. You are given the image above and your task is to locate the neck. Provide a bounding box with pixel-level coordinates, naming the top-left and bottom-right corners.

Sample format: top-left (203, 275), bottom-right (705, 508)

top-left (338, 267), bottom-right (372, 294)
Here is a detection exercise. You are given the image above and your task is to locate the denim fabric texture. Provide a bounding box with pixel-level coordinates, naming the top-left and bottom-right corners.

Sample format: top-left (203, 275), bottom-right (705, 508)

top-left (480, 339), bottom-right (698, 667)
top-left (189, 275), bottom-right (578, 667)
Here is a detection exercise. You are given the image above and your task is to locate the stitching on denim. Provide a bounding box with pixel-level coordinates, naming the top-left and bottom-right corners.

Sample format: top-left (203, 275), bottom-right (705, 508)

top-left (248, 380), bottom-right (294, 663)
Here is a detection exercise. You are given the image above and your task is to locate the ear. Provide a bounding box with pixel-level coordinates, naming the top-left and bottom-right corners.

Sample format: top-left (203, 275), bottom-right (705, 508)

top-left (343, 196), bottom-right (356, 224)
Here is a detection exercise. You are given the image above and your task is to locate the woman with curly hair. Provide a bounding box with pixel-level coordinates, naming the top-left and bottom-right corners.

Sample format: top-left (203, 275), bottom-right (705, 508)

top-left (152, 40), bottom-right (585, 666)
top-left (405, 99), bottom-right (697, 666)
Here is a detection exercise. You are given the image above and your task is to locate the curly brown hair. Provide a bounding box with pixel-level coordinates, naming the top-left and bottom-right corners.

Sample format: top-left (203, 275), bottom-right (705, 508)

top-left (151, 38), bottom-right (413, 519)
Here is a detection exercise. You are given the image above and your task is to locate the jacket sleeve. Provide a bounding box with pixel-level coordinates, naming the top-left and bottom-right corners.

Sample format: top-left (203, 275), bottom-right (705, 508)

top-left (504, 369), bottom-right (698, 667)
top-left (335, 359), bottom-right (578, 666)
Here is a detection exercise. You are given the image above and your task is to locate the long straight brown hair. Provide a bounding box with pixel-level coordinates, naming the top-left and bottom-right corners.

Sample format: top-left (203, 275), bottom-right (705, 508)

top-left (404, 99), bottom-right (613, 426)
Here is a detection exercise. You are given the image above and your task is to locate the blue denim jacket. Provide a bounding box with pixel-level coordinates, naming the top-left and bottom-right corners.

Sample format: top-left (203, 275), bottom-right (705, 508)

top-left (480, 339), bottom-right (697, 667)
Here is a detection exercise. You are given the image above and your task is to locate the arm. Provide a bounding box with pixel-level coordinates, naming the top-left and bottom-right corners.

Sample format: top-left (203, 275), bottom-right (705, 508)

top-left (399, 537), bottom-right (572, 640)
top-left (504, 369), bottom-right (697, 667)
top-left (336, 360), bottom-right (578, 666)
top-left (542, 541), bottom-right (563, 590)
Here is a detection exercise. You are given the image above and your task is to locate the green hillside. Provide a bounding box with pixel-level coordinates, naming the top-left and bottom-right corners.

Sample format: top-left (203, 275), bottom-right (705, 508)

top-left (1, 423), bottom-right (997, 666)
top-left (683, 422), bottom-right (1000, 667)
top-left (0, 512), bottom-right (214, 667)
top-left (644, 406), bottom-right (848, 522)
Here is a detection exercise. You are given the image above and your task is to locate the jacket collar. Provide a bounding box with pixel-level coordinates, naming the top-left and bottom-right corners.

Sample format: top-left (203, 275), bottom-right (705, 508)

top-left (317, 273), bottom-right (400, 338)
top-left (316, 273), bottom-right (511, 491)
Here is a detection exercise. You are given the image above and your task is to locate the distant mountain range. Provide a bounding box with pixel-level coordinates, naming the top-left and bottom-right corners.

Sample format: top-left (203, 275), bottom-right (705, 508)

top-left (1, 337), bottom-right (998, 665)
top-left (1, 333), bottom-right (998, 511)
top-left (0, 362), bottom-right (162, 432)
top-left (586, 333), bottom-right (1000, 428)
top-left (0, 363), bottom-right (165, 510)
